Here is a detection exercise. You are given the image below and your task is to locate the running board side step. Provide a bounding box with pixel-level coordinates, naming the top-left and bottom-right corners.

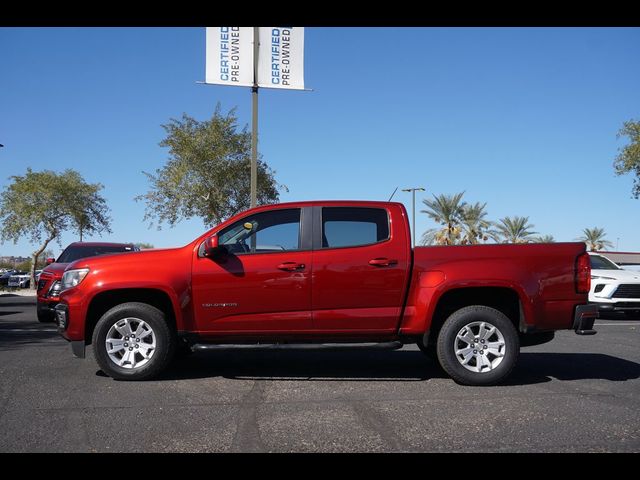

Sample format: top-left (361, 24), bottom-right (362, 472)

top-left (192, 341), bottom-right (404, 352)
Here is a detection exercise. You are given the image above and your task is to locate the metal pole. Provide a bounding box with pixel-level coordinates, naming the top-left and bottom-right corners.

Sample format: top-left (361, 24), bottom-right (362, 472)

top-left (250, 27), bottom-right (259, 208)
top-left (412, 190), bottom-right (416, 247)
top-left (402, 187), bottom-right (425, 247)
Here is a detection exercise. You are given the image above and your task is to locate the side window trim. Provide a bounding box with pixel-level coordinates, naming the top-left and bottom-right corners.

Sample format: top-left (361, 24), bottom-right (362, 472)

top-left (313, 206), bottom-right (391, 251)
top-left (311, 206), bottom-right (323, 250)
top-left (299, 207), bottom-right (313, 251)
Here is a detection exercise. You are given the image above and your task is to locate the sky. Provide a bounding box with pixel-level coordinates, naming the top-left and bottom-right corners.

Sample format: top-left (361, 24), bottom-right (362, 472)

top-left (1, 27), bottom-right (639, 258)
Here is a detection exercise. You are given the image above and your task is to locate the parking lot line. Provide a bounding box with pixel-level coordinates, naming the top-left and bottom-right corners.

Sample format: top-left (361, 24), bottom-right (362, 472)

top-left (594, 322), bottom-right (640, 326)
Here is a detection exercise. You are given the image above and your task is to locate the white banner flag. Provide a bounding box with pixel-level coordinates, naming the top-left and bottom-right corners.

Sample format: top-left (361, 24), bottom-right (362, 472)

top-left (205, 27), bottom-right (254, 87)
top-left (257, 27), bottom-right (305, 90)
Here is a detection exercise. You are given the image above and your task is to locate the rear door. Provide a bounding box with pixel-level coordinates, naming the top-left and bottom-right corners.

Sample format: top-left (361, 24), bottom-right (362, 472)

top-left (311, 205), bottom-right (411, 333)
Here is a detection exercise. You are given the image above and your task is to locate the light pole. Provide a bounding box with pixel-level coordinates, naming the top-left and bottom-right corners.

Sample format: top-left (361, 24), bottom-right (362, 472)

top-left (402, 187), bottom-right (425, 247)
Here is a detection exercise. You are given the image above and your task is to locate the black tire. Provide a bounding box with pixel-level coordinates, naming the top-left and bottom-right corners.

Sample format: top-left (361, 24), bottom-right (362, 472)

top-left (92, 302), bottom-right (176, 381)
top-left (436, 305), bottom-right (519, 386)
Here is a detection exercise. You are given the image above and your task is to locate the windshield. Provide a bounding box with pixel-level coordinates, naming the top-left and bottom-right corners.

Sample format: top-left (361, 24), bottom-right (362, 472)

top-left (589, 255), bottom-right (621, 270)
top-left (57, 245), bottom-right (133, 263)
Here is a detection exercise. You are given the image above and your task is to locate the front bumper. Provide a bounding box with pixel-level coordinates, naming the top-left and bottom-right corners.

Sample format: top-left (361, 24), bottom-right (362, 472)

top-left (593, 301), bottom-right (640, 312)
top-left (573, 304), bottom-right (598, 335)
top-left (55, 302), bottom-right (86, 359)
top-left (37, 299), bottom-right (59, 319)
top-left (54, 303), bottom-right (68, 332)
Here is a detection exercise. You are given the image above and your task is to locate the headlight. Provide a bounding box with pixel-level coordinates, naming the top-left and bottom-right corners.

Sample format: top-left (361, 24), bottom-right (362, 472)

top-left (61, 268), bottom-right (90, 290)
top-left (591, 275), bottom-right (616, 280)
top-left (48, 281), bottom-right (62, 297)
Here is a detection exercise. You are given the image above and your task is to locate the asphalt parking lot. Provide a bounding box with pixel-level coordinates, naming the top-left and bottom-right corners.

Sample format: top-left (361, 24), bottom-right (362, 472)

top-left (1, 294), bottom-right (639, 453)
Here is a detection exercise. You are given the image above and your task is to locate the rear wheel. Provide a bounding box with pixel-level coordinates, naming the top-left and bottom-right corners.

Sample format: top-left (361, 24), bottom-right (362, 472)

top-left (92, 302), bottom-right (176, 381)
top-left (436, 305), bottom-right (519, 386)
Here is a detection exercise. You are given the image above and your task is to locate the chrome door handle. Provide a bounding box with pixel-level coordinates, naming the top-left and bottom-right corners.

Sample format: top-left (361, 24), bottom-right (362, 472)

top-left (368, 258), bottom-right (398, 267)
top-left (277, 262), bottom-right (305, 271)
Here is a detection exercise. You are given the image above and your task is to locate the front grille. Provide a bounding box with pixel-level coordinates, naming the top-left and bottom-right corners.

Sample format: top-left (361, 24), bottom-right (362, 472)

top-left (612, 284), bottom-right (640, 299)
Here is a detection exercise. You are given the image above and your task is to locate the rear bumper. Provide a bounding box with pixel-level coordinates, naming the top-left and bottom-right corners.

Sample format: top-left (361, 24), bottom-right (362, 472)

top-left (572, 304), bottom-right (598, 335)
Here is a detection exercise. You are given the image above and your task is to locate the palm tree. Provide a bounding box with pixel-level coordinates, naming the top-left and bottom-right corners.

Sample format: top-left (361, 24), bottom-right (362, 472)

top-left (495, 216), bottom-right (537, 244)
top-left (578, 227), bottom-right (614, 251)
top-left (420, 192), bottom-right (466, 245)
top-left (532, 234), bottom-right (555, 243)
top-left (459, 202), bottom-right (497, 244)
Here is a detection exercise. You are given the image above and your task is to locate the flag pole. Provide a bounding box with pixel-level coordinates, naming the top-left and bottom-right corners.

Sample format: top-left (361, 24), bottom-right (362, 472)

top-left (250, 27), bottom-right (259, 208)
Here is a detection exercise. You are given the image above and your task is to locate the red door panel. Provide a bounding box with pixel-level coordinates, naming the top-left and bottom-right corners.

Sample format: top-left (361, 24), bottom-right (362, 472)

top-left (192, 251), bottom-right (312, 334)
top-left (312, 245), bottom-right (408, 332)
top-left (311, 205), bottom-right (411, 333)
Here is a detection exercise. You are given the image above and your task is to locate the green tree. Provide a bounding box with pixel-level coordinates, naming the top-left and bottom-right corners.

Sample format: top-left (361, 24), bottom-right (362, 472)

top-left (420, 192), bottom-right (466, 245)
top-left (577, 227), bottom-right (614, 251)
top-left (459, 202), bottom-right (497, 245)
top-left (613, 119), bottom-right (640, 198)
top-left (532, 234), bottom-right (555, 243)
top-left (495, 216), bottom-right (537, 244)
top-left (0, 168), bottom-right (111, 289)
top-left (16, 259), bottom-right (32, 272)
top-left (137, 105), bottom-right (284, 229)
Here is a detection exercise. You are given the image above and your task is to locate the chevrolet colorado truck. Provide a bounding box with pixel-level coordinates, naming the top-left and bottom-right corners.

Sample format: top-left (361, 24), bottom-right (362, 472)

top-left (55, 201), bottom-right (598, 386)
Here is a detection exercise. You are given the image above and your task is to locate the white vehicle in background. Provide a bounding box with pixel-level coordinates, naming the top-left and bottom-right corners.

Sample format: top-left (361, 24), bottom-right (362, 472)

top-left (589, 253), bottom-right (640, 319)
top-left (6, 270), bottom-right (42, 289)
top-left (8, 272), bottom-right (31, 288)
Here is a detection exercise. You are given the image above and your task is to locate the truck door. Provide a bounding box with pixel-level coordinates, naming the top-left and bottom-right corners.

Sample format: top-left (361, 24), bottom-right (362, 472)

top-left (192, 207), bottom-right (313, 334)
top-left (311, 205), bottom-right (411, 333)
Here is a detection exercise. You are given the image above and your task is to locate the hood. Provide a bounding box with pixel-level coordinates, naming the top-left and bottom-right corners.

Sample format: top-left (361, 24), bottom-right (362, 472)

top-left (66, 247), bottom-right (182, 271)
top-left (41, 262), bottom-right (70, 276)
top-left (591, 269), bottom-right (640, 281)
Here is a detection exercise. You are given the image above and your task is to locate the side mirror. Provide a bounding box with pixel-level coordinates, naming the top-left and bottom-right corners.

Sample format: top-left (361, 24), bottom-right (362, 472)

top-left (203, 235), bottom-right (226, 260)
top-left (46, 258), bottom-right (55, 265)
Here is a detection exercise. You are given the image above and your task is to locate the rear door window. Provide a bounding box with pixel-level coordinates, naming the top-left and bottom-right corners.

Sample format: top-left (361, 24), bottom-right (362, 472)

top-left (321, 207), bottom-right (389, 249)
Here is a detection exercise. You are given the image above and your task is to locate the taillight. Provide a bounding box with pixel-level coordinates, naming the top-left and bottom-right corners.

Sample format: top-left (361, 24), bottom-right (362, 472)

top-left (576, 252), bottom-right (591, 294)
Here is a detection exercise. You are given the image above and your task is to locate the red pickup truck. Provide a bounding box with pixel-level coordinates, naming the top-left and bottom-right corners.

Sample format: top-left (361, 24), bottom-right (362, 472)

top-left (55, 201), bottom-right (598, 386)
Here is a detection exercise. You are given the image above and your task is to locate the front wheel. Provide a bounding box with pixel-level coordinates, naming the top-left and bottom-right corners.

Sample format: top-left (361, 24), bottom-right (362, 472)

top-left (436, 306), bottom-right (519, 386)
top-left (92, 302), bottom-right (176, 381)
